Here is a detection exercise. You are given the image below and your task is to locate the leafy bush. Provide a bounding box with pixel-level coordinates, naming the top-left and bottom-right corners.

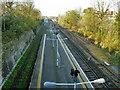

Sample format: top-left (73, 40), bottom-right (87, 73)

top-left (58, 2), bottom-right (120, 63)
top-left (2, 1), bottom-right (42, 44)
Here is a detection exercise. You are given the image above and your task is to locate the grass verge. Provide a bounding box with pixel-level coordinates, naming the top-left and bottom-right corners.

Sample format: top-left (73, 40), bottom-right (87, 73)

top-left (2, 29), bottom-right (42, 89)
top-left (78, 32), bottom-right (119, 67)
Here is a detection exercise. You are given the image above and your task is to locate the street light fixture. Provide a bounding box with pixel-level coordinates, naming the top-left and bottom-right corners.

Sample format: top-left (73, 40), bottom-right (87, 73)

top-left (44, 78), bottom-right (105, 90)
top-left (49, 29), bottom-right (67, 68)
top-left (56, 34), bottom-right (67, 68)
top-left (49, 30), bottom-right (61, 68)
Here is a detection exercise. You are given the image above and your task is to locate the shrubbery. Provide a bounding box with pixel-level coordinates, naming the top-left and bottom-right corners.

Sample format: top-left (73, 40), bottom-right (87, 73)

top-left (58, 1), bottom-right (120, 64)
top-left (2, 1), bottom-right (42, 43)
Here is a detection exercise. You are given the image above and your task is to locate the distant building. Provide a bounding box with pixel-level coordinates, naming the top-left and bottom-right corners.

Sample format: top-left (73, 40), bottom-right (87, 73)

top-left (44, 17), bottom-right (48, 23)
top-left (104, 14), bottom-right (115, 20)
top-left (108, 15), bottom-right (115, 19)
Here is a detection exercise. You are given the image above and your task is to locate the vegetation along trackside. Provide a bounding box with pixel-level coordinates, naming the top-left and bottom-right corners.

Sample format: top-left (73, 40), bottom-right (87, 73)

top-left (2, 28), bottom-right (43, 89)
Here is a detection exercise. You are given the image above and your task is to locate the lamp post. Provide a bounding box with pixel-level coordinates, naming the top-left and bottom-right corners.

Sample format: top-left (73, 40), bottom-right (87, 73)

top-left (56, 38), bottom-right (59, 68)
top-left (47, 31), bottom-right (60, 68)
top-left (52, 33), bottom-right (55, 47)
top-left (44, 78), bottom-right (105, 90)
top-left (54, 32), bottom-right (60, 68)
top-left (48, 30), bottom-right (67, 68)
top-left (56, 34), bottom-right (67, 68)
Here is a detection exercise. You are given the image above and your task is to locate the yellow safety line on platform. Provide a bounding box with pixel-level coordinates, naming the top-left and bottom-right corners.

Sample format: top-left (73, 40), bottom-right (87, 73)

top-left (37, 34), bottom-right (46, 89)
top-left (58, 36), bottom-right (86, 88)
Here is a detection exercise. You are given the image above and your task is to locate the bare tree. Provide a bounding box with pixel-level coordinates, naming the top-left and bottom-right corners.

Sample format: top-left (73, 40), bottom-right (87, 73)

top-left (110, 0), bottom-right (120, 11)
top-left (91, 0), bottom-right (111, 31)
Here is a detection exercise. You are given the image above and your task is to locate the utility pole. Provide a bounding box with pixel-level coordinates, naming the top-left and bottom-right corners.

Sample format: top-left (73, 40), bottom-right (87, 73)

top-left (47, 31), bottom-right (60, 68)
top-left (54, 32), bottom-right (60, 68)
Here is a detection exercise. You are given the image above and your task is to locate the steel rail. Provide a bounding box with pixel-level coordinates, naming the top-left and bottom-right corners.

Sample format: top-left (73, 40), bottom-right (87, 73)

top-left (59, 30), bottom-right (119, 89)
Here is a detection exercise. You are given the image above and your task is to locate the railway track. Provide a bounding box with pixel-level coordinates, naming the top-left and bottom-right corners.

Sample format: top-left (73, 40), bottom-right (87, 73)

top-left (59, 28), bottom-right (120, 89)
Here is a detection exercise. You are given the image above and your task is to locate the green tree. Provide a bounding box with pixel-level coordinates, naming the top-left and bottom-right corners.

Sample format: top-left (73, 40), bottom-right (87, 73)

top-left (58, 14), bottom-right (65, 26)
top-left (58, 0), bottom-right (120, 64)
top-left (115, 9), bottom-right (120, 56)
top-left (64, 10), bottom-right (80, 29)
top-left (78, 7), bottom-right (99, 39)
top-left (2, 1), bottom-right (42, 43)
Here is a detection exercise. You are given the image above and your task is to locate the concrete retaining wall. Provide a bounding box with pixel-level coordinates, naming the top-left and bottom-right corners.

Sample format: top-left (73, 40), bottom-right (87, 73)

top-left (0, 25), bottom-right (41, 85)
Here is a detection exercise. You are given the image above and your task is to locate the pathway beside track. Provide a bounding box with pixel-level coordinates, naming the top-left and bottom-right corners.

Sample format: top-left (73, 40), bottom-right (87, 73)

top-left (29, 31), bottom-right (93, 89)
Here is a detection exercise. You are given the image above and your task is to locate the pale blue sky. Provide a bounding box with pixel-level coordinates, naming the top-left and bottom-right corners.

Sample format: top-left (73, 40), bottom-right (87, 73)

top-left (34, 0), bottom-right (92, 16)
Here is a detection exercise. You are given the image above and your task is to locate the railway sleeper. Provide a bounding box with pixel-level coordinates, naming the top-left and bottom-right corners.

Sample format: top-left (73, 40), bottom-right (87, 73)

top-left (86, 74), bottom-right (95, 77)
top-left (98, 66), bottom-right (104, 69)
top-left (60, 31), bottom-right (120, 88)
top-left (84, 69), bottom-right (90, 72)
top-left (95, 85), bottom-right (104, 88)
top-left (88, 78), bottom-right (96, 81)
top-left (81, 65), bottom-right (88, 67)
top-left (81, 67), bottom-right (89, 69)
top-left (85, 72), bottom-right (94, 74)
top-left (88, 75), bottom-right (96, 78)
top-left (92, 85), bottom-right (103, 89)
top-left (94, 84), bottom-right (104, 88)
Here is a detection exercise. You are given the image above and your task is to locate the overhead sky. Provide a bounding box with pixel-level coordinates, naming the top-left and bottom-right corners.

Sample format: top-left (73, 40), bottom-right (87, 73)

top-left (34, 0), bottom-right (93, 16)
top-left (4, 0), bottom-right (119, 16)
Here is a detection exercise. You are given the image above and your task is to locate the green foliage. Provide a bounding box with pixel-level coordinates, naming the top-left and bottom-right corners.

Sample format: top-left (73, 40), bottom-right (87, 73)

top-left (78, 32), bottom-right (84, 37)
top-left (58, 10), bottom-right (80, 29)
top-left (2, 1), bottom-right (42, 43)
top-left (58, 1), bottom-right (120, 63)
top-left (110, 54), bottom-right (120, 65)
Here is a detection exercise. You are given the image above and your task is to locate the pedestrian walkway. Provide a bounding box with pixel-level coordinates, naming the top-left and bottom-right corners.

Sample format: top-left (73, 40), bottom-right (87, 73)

top-left (29, 33), bottom-right (86, 89)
